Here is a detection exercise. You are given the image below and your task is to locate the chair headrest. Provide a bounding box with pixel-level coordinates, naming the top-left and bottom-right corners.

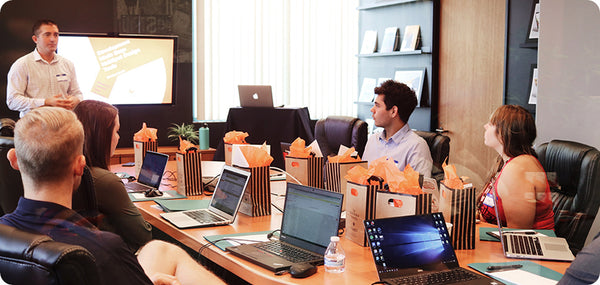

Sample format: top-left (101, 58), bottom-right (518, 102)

top-left (0, 119), bottom-right (15, 137)
top-left (536, 140), bottom-right (599, 195)
top-left (0, 136), bottom-right (15, 148)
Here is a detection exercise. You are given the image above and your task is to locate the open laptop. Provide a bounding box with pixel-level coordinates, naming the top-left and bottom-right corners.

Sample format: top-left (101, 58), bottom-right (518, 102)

top-left (490, 186), bottom-right (575, 261)
top-left (124, 151), bottom-right (169, 193)
top-left (226, 183), bottom-right (344, 272)
top-left (238, 85), bottom-right (274, 107)
top-left (364, 213), bottom-right (503, 285)
top-left (160, 166), bottom-right (250, 229)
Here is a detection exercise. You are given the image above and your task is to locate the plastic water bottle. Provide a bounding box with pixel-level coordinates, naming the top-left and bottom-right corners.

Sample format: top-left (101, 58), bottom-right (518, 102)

top-left (324, 236), bottom-right (345, 273)
top-left (199, 123), bottom-right (209, 150)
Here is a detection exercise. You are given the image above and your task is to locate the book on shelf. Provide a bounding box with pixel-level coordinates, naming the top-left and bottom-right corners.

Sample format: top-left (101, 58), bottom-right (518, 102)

top-left (380, 27), bottom-right (400, 53)
top-left (358, 78), bottom-right (377, 102)
top-left (400, 25), bottom-right (421, 52)
top-left (360, 30), bottom-right (378, 54)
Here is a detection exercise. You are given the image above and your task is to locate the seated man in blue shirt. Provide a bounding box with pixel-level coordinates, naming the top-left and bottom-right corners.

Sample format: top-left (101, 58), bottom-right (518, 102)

top-left (362, 80), bottom-right (433, 177)
top-left (558, 232), bottom-right (600, 284)
top-left (0, 107), bottom-right (224, 285)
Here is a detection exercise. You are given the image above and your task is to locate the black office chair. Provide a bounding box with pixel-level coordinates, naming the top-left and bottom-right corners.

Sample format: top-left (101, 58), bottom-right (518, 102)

top-left (0, 224), bottom-right (99, 285)
top-left (0, 136), bottom-right (21, 216)
top-left (536, 140), bottom-right (600, 254)
top-left (414, 130), bottom-right (450, 182)
top-left (314, 116), bottom-right (368, 158)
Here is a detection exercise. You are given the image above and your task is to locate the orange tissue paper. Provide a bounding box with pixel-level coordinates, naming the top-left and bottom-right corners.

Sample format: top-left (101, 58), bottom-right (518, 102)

top-left (345, 165), bottom-right (371, 185)
top-left (387, 164), bottom-right (422, 195)
top-left (441, 161), bottom-right (464, 189)
top-left (133, 122), bottom-right (157, 142)
top-left (223, 131), bottom-right (249, 144)
top-left (240, 144), bottom-right (273, 167)
top-left (288, 138), bottom-right (312, 158)
top-left (327, 147), bottom-right (361, 163)
top-left (177, 137), bottom-right (197, 154)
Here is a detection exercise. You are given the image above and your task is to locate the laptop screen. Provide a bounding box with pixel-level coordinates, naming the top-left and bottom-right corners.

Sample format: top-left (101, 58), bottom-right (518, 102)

top-left (364, 213), bottom-right (459, 280)
top-left (209, 166), bottom-right (250, 215)
top-left (280, 183), bottom-right (343, 254)
top-left (137, 151), bottom-right (169, 188)
top-left (238, 85), bottom-right (274, 107)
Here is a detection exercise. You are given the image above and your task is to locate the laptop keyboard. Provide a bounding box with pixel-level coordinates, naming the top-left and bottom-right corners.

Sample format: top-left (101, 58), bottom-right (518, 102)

top-left (183, 210), bottom-right (224, 223)
top-left (255, 241), bottom-right (322, 263)
top-left (125, 182), bottom-right (151, 192)
top-left (388, 268), bottom-right (481, 285)
top-left (505, 234), bottom-right (544, 256)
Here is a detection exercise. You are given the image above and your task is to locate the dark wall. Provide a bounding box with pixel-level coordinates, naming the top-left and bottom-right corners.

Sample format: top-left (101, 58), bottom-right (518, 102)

top-left (504, 0), bottom-right (538, 115)
top-left (0, 0), bottom-right (193, 148)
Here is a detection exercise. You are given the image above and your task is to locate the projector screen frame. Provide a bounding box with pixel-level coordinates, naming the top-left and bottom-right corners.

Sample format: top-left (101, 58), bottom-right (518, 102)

top-left (57, 32), bottom-right (178, 106)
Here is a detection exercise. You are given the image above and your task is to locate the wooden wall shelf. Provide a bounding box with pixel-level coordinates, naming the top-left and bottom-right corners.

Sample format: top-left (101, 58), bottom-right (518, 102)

top-left (110, 146), bottom-right (216, 165)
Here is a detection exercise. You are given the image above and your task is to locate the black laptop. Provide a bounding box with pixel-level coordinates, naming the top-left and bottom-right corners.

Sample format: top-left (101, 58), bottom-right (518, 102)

top-left (364, 213), bottom-right (503, 285)
top-left (226, 183), bottom-right (344, 272)
top-left (124, 151), bottom-right (169, 193)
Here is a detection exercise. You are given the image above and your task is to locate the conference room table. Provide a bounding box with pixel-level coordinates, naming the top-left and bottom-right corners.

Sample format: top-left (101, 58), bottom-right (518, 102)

top-left (113, 161), bottom-right (572, 284)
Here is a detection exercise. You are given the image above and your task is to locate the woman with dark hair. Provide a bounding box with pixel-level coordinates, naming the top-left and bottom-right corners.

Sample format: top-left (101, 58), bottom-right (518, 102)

top-left (74, 100), bottom-right (151, 250)
top-left (478, 105), bottom-right (554, 230)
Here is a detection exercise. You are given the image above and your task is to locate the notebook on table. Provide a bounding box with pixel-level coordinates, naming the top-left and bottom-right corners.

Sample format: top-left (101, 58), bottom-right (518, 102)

top-left (124, 151), bottom-right (169, 193)
top-left (160, 166), bottom-right (250, 229)
top-left (364, 213), bottom-right (503, 285)
top-left (238, 85), bottom-right (274, 107)
top-left (490, 186), bottom-right (575, 261)
top-left (226, 183), bottom-right (344, 272)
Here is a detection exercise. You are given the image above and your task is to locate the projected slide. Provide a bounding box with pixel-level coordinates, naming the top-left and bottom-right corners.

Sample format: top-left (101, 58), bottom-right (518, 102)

top-left (58, 35), bottom-right (175, 105)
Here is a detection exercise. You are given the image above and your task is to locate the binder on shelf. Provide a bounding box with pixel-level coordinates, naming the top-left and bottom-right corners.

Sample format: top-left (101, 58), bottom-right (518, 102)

top-left (360, 30), bottom-right (378, 54)
top-left (380, 27), bottom-right (400, 53)
top-left (400, 25), bottom-right (421, 52)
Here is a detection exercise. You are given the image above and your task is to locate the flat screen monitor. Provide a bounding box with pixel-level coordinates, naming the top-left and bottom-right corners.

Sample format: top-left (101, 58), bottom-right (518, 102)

top-left (57, 33), bottom-right (177, 105)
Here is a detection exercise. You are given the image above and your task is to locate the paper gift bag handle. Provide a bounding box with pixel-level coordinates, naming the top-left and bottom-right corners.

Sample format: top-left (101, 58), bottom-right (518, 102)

top-left (367, 175), bottom-right (384, 187)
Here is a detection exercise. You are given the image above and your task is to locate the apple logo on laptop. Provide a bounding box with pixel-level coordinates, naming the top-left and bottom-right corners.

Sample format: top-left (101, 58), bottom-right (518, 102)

top-left (252, 93), bottom-right (259, 100)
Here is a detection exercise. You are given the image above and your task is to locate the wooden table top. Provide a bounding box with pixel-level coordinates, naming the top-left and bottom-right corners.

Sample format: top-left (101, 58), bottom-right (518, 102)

top-left (113, 162), bottom-right (572, 285)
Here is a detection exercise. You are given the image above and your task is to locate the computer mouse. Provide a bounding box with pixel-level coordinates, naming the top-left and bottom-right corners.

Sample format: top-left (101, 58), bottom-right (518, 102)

top-left (144, 189), bottom-right (163, 197)
top-left (289, 263), bottom-right (317, 278)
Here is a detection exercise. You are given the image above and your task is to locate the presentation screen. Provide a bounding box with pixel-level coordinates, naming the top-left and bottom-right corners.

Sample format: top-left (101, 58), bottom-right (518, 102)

top-left (57, 33), bottom-right (177, 105)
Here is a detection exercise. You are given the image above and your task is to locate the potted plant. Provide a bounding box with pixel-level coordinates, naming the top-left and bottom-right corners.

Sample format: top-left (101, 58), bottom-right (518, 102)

top-left (167, 123), bottom-right (199, 145)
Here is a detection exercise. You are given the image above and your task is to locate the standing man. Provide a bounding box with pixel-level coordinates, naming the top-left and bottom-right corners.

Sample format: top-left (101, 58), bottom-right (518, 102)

top-left (6, 19), bottom-right (82, 117)
top-left (362, 80), bottom-right (433, 177)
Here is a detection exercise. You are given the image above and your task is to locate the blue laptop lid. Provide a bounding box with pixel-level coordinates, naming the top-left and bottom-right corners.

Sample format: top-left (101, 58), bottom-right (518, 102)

top-left (364, 213), bottom-right (459, 280)
top-left (137, 151), bottom-right (169, 188)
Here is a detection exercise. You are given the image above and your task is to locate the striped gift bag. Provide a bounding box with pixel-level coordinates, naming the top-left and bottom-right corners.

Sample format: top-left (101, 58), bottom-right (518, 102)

top-left (176, 151), bottom-right (203, 196)
top-left (284, 156), bottom-right (325, 188)
top-left (238, 166), bottom-right (271, 216)
top-left (345, 178), bottom-right (383, 247)
top-left (439, 183), bottom-right (477, 250)
top-left (134, 140), bottom-right (158, 176)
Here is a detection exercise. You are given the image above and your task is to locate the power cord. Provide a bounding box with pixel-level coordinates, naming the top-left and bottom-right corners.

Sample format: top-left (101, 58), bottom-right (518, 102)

top-left (269, 166), bottom-right (303, 185)
top-left (163, 170), bottom-right (177, 181)
top-left (198, 237), bottom-right (263, 256)
top-left (267, 229), bottom-right (281, 240)
top-left (202, 174), bottom-right (221, 196)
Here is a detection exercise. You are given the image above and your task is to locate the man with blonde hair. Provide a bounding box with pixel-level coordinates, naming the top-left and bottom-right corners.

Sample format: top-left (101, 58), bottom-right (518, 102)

top-left (1, 107), bottom-right (224, 285)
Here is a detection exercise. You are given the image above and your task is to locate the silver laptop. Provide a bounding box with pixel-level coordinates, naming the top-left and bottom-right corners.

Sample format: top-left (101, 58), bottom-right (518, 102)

top-left (226, 183), bottom-right (344, 272)
top-left (160, 166), bottom-right (250, 229)
top-left (364, 213), bottom-right (502, 285)
top-left (491, 184), bottom-right (575, 261)
top-left (124, 151), bottom-right (169, 193)
top-left (238, 85), bottom-right (274, 107)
